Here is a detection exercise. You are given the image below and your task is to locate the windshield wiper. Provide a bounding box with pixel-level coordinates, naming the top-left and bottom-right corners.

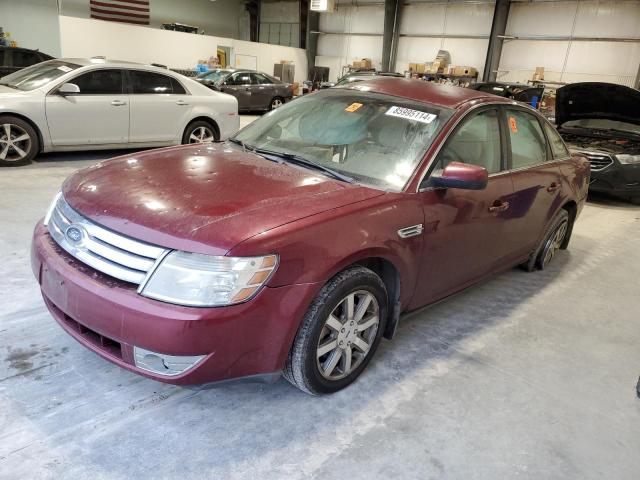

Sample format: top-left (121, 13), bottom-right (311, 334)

top-left (252, 148), bottom-right (354, 183)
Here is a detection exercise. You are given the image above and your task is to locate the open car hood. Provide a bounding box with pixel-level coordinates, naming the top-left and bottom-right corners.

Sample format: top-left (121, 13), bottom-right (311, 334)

top-left (556, 82), bottom-right (640, 127)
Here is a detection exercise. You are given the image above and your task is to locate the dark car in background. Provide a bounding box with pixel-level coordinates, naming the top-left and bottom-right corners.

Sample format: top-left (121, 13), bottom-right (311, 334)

top-left (0, 46), bottom-right (54, 77)
top-left (195, 68), bottom-right (293, 111)
top-left (469, 82), bottom-right (544, 109)
top-left (556, 82), bottom-right (640, 202)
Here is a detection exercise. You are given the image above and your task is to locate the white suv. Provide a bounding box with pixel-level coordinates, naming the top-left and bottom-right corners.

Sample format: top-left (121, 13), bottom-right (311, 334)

top-left (0, 57), bottom-right (239, 166)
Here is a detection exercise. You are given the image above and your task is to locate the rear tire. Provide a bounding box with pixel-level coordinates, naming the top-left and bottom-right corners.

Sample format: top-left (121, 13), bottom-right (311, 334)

top-left (521, 209), bottom-right (570, 272)
top-left (269, 97), bottom-right (284, 111)
top-left (182, 120), bottom-right (219, 144)
top-left (284, 266), bottom-right (388, 395)
top-left (0, 115), bottom-right (39, 166)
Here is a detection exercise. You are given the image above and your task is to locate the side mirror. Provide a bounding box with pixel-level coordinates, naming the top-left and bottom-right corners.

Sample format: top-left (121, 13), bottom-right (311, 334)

top-left (430, 162), bottom-right (488, 190)
top-left (58, 83), bottom-right (80, 96)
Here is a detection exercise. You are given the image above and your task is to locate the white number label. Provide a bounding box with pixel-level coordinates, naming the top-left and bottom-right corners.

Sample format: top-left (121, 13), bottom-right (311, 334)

top-left (385, 106), bottom-right (437, 124)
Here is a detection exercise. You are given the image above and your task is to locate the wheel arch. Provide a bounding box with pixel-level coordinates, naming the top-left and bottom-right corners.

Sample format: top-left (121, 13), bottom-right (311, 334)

top-left (560, 200), bottom-right (577, 249)
top-left (0, 111), bottom-right (44, 152)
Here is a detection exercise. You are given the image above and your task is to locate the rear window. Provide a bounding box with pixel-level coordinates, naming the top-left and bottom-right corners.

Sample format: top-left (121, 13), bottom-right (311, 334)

top-left (129, 70), bottom-right (185, 94)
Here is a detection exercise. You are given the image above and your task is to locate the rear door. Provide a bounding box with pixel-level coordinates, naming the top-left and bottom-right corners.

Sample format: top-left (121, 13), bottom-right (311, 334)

top-left (249, 73), bottom-right (275, 110)
top-left (413, 107), bottom-right (516, 305)
top-left (45, 68), bottom-right (129, 145)
top-left (501, 107), bottom-right (564, 258)
top-left (127, 70), bottom-right (192, 144)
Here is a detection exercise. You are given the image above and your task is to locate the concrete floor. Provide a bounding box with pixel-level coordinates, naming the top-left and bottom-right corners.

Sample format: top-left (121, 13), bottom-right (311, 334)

top-left (1, 115), bottom-right (639, 478)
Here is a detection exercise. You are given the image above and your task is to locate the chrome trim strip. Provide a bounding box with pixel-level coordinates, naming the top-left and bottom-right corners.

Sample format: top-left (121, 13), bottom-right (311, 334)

top-left (398, 224), bottom-right (424, 239)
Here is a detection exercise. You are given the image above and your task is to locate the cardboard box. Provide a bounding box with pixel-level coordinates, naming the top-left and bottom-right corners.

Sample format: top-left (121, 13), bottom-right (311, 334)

top-left (533, 66), bottom-right (544, 81)
top-left (451, 66), bottom-right (478, 77)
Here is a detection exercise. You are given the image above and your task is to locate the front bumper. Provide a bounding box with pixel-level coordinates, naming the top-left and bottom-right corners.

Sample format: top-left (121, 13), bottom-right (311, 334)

top-left (589, 162), bottom-right (640, 197)
top-left (31, 222), bottom-right (320, 385)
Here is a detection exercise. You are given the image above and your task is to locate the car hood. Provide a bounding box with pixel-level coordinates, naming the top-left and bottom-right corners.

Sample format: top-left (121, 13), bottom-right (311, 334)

top-left (0, 85), bottom-right (26, 97)
top-left (556, 82), bottom-right (640, 127)
top-left (62, 143), bottom-right (385, 255)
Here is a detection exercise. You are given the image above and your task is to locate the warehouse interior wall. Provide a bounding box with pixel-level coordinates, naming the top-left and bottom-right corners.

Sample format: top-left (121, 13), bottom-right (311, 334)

top-left (499, 0), bottom-right (640, 86)
top-left (59, 0), bottom-right (249, 40)
top-left (57, 15), bottom-right (308, 82)
top-left (0, 0), bottom-right (61, 57)
top-left (260, 0), bottom-right (301, 47)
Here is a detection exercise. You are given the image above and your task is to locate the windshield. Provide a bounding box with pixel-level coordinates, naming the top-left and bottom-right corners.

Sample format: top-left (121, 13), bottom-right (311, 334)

top-left (197, 70), bottom-right (230, 84)
top-left (335, 76), bottom-right (366, 87)
top-left (0, 60), bottom-right (81, 91)
top-left (563, 118), bottom-right (640, 136)
top-left (232, 90), bottom-right (453, 191)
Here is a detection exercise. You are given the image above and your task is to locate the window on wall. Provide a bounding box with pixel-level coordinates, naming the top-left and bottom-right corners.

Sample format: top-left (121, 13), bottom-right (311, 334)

top-left (259, 22), bottom-right (300, 47)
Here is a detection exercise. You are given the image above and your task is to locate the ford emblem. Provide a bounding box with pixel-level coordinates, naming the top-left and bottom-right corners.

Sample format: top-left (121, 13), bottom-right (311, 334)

top-left (65, 225), bottom-right (85, 244)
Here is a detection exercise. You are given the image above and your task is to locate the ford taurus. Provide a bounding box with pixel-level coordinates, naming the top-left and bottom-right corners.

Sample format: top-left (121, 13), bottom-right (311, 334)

top-left (31, 79), bottom-right (590, 394)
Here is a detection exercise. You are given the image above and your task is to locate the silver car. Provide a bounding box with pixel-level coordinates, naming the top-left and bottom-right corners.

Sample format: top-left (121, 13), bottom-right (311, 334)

top-left (0, 58), bottom-right (239, 166)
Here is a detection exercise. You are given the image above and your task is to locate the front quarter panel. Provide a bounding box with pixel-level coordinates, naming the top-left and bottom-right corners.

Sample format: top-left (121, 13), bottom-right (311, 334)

top-left (228, 193), bottom-right (425, 308)
top-left (0, 90), bottom-right (52, 150)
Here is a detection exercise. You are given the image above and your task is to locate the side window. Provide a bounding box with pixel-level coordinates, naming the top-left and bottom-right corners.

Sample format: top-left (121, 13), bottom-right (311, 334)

top-left (71, 69), bottom-right (123, 95)
top-left (228, 73), bottom-right (252, 86)
top-left (251, 73), bottom-right (272, 85)
top-left (506, 109), bottom-right (548, 169)
top-left (129, 71), bottom-right (174, 94)
top-left (13, 50), bottom-right (42, 68)
top-left (433, 109), bottom-right (502, 174)
top-left (170, 77), bottom-right (186, 94)
top-left (544, 123), bottom-right (570, 159)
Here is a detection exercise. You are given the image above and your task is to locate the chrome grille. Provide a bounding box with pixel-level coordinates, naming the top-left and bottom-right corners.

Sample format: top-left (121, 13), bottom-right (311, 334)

top-left (46, 195), bottom-right (167, 285)
top-left (581, 151), bottom-right (614, 171)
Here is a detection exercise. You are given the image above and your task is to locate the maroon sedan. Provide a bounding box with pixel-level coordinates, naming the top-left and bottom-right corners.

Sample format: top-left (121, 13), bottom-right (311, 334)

top-left (31, 79), bottom-right (590, 394)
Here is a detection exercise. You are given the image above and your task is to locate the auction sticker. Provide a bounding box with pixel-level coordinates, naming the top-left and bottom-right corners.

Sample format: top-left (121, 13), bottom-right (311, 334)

top-left (345, 102), bottom-right (363, 112)
top-left (57, 66), bottom-right (73, 73)
top-left (386, 106), bottom-right (436, 124)
top-left (509, 116), bottom-right (518, 133)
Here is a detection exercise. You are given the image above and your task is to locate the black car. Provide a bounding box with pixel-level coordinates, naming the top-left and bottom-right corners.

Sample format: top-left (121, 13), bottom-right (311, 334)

top-left (195, 68), bottom-right (293, 111)
top-left (556, 82), bottom-right (640, 202)
top-left (0, 47), bottom-right (54, 77)
top-left (469, 82), bottom-right (544, 109)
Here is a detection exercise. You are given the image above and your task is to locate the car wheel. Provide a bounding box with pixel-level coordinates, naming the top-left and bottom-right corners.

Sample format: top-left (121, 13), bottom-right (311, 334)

top-left (0, 116), bottom-right (39, 166)
top-left (182, 121), bottom-right (218, 144)
top-left (521, 209), bottom-right (570, 272)
top-left (269, 97), bottom-right (284, 110)
top-left (284, 266), bottom-right (387, 395)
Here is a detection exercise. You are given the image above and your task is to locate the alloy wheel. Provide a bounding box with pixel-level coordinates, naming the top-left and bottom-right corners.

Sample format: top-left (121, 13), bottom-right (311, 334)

top-left (188, 126), bottom-right (215, 144)
top-left (271, 98), bottom-right (283, 109)
top-left (0, 123), bottom-right (32, 162)
top-left (542, 220), bottom-right (568, 267)
top-left (316, 290), bottom-right (379, 380)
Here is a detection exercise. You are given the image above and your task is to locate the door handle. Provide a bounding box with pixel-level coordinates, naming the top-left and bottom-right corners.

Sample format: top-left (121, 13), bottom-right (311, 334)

top-left (547, 182), bottom-right (561, 193)
top-left (489, 201), bottom-right (510, 213)
top-left (175, 100), bottom-right (189, 106)
top-left (110, 100), bottom-right (127, 106)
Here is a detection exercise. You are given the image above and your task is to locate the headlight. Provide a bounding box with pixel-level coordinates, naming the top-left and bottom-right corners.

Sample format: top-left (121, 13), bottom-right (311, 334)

top-left (617, 154), bottom-right (640, 165)
top-left (43, 191), bottom-right (62, 226)
top-left (616, 155), bottom-right (640, 164)
top-left (140, 252), bottom-right (278, 307)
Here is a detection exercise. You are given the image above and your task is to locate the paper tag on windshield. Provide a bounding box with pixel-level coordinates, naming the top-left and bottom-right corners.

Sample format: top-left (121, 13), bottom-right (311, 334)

top-left (57, 66), bottom-right (72, 73)
top-left (385, 106), bottom-right (436, 124)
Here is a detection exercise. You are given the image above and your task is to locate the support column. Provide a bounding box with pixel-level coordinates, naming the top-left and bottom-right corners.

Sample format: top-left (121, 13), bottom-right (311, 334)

top-left (483, 0), bottom-right (511, 82)
top-left (382, 0), bottom-right (401, 73)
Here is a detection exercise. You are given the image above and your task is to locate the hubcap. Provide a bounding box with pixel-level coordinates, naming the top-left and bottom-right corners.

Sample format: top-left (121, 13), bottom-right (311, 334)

top-left (316, 290), bottom-right (379, 381)
top-left (188, 126), bottom-right (214, 144)
top-left (271, 98), bottom-right (283, 109)
top-left (543, 221), bottom-right (568, 267)
top-left (0, 123), bottom-right (31, 162)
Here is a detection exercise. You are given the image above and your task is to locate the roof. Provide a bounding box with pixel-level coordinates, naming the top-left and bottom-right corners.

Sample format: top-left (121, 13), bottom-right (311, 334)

top-left (342, 78), bottom-right (503, 109)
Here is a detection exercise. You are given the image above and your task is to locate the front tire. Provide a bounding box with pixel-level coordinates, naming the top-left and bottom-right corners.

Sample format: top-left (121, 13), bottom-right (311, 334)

top-left (269, 96), bottom-right (284, 110)
top-left (0, 115), bottom-right (39, 166)
top-left (284, 266), bottom-right (388, 395)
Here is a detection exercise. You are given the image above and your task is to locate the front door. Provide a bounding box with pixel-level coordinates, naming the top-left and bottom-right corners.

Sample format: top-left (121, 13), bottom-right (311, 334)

top-left (45, 68), bottom-right (129, 146)
top-left (249, 72), bottom-right (274, 110)
top-left (412, 108), bottom-right (517, 306)
top-left (221, 72), bottom-right (252, 110)
top-left (127, 70), bottom-right (192, 144)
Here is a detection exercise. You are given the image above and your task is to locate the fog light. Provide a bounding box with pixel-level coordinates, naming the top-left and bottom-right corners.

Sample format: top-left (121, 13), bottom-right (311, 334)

top-left (133, 347), bottom-right (206, 376)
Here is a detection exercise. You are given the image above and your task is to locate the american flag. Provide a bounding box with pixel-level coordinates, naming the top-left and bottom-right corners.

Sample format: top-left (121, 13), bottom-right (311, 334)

top-left (90, 0), bottom-right (150, 25)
